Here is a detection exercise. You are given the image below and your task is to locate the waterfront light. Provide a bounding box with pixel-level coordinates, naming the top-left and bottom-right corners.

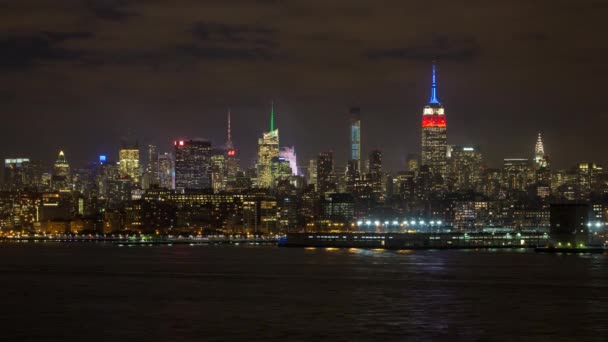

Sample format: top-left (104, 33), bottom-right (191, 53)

top-left (366, 220), bottom-right (371, 226)
top-left (392, 220), bottom-right (399, 225)
top-left (410, 220), bottom-right (416, 225)
top-left (357, 220), bottom-right (363, 226)
top-left (374, 220), bottom-right (380, 226)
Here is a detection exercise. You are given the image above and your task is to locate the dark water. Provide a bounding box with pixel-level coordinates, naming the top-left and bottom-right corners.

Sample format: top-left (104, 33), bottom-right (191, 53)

top-left (0, 244), bottom-right (607, 341)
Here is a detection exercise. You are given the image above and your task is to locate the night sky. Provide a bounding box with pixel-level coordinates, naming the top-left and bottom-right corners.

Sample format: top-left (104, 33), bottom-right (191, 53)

top-left (1, 0), bottom-right (607, 171)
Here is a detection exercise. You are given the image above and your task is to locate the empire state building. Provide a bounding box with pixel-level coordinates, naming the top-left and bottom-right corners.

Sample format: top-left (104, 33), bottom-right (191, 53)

top-left (421, 63), bottom-right (447, 179)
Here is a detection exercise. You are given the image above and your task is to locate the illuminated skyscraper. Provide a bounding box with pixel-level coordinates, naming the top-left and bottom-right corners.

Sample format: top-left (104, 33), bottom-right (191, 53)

top-left (349, 107), bottom-right (361, 172)
top-left (119, 143), bottom-right (140, 183)
top-left (279, 146), bottom-right (298, 176)
top-left (367, 149), bottom-right (384, 201)
top-left (406, 153), bottom-right (419, 172)
top-left (158, 152), bottom-right (174, 189)
top-left (225, 109), bottom-right (240, 178)
top-left (317, 151), bottom-right (335, 194)
top-left (147, 144), bottom-right (159, 185)
top-left (257, 102), bottom-right (279, 188)
top-left (52, 150), bottom-right (71, 191)
top-left (421, 63), bottom-right (448, 179)
top-left (448, 146), bottom-right (482, 192)
top-left (534, 133), bottom-right (548, 168)
top-left (54, 151), bottom-right (70, 178)
top-left (210, 149), bottom-right (226, 193)
top-left (174, 139), bottom-right (212, 191)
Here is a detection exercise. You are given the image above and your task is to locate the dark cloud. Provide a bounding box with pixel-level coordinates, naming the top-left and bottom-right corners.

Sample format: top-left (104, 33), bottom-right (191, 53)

top-left (512, 32), bottom-right (550, 42)
top-left (0, 31), bottom-right (92, 69)
top-left (191, 22), bottom-right (278, 48)
top-left (175, 44), bottom-right (275, 61)
top-left (0, 1), bottom-right (606, 170)
top-left (365, 36), bottom-right (480, 62)
top-left (88, 0), bottom-right (135, 21)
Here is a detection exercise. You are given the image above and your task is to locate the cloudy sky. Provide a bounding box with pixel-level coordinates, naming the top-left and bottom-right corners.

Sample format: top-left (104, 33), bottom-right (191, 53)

top-left (1, 0), bottom-right (607, 171)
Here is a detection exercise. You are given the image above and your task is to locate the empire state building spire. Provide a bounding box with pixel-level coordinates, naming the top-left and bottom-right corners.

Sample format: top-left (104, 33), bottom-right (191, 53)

top-left (429, 62), bottom-right (440, 104)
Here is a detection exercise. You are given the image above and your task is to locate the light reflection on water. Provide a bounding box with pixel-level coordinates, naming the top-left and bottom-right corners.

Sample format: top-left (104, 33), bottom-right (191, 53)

top-left (0, 243), bottom-right (606, 341)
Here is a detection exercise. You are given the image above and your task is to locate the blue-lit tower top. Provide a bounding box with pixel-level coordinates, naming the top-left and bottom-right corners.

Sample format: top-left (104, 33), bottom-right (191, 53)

top-left (429, 63), bottom-right (440, 105)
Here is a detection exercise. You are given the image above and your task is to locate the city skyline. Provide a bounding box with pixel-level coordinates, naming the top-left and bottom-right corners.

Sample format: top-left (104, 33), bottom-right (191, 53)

top-left (1, 1), bottom-right (607, 170)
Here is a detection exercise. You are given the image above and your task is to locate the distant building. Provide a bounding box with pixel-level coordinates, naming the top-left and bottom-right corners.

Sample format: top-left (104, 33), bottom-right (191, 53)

top-left (52, 151), bottom-right (71, 191)
top-left (257, 102), bottom-right (279, 188)
top-left (367, 149), bottom-right (383, 200)
top-left (174, 139), bottom-right (212, 191)
top-left (279, 146), bottom-right (298, 176)
top-left (146, 144), bottom-right (159, 186)
top-left (225, 109), bottom-right (240, 178)
top-left (550, 203), bottom-right (589, 247)
top-left (158, 153), bottom-right (174, 190)
top-left (406, 154), bottom-right (419, 172)
top-left (349, 107), bottom-right (361, 172)
top-left (119, 144), bottom-right (140, 183)
top-left (317, 152), bottom-right (335, 194)
top-left (421, 63), bottom-right (448, 180)
top-left (534, 133), bottom-right (548, 168)
top-left (503, 158), bottom-right (532, 192)
top-left (210, 149), bottom-right (226, 193)
top-left (449, 146), bottom-right (482, 192)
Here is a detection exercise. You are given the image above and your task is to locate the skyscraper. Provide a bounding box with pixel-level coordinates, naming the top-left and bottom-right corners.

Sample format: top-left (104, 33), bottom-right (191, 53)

top-left (279, 146), bottom-right (298, 176)
top-left (349, 107), bottom-right (361, 173)
top-left (52, 150), bottom-right (71, 191)
top-left (158, 152), bottom-right (174, 190)
top-left (147, 144), bottom-right (159, 185)
top-left (317, 151), bottom-right (335, 194)
top-left (448, 146), bottom-right (482, 192)
top-left (174, 139), bottom-right (212, 191)
top-left (119, 143), bottom-right (140, 183)
top-left (367, 149), bottom-right (384, 201)
top-left (421, 63), bottom-right (448, 179)
top-left (210, 149), bottom-right (226, 193)
top-left (534, 133), bottom-right (548, 168)
top-left (257, 102), bottom-right (279, 188)
top-left (225, 109), bottom-right (240, 178)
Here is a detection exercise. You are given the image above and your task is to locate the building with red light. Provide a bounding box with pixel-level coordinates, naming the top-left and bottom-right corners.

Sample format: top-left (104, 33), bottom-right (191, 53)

top-left (174, 139), bottom-right (212, 191)
top-left (421, 63), bottom-right (448, 180)
top-left (225, 109), bottom-right (240, 179)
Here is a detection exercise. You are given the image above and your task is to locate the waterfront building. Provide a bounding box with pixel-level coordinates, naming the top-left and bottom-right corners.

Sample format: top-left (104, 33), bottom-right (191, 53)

top-left (549, 203), bottom-right (589, 247)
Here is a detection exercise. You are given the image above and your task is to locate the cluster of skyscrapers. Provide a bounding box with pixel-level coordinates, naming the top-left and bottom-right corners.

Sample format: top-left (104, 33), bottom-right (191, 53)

top-left (1, 65), bottom-right (607, 237)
